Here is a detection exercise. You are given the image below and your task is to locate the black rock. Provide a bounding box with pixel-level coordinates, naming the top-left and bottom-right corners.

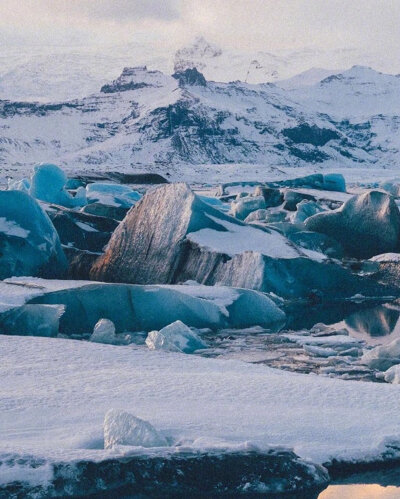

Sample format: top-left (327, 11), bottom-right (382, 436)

top-left (172, 67), bottom-right (207, 87)
top-left (0, 450), bottom-right (329, 498)
top-left (46, 205), bottom-right (118, 252)
top-left (254, 186), bottom-right (283, 208)
top-left (283, 190), bottom-right (316, 211)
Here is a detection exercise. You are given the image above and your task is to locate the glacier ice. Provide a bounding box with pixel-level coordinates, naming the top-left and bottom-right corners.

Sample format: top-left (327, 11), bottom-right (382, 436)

top-left (267, 173), bottom-right (346, 193)
top-left (306, 190), bottom-right (400, 259)
top-left (244, 209), bottom-right (268, 223)
top-left (283, 190), bottom-right (316, 211)
top-left (24, 282), bottom-right (285, 336)
top-left (146, 320), bottom-right (207, 353)
top-left (0, 190), bottom-right (67, 279)
top-left (90, 183), bottom-right (392, 299)
top-left (384, 365), bottom-right (400, 384)
top-left (287, 231), bottom-right (344, 259)
top-left (0, 304), bottom-right (64, 337)
top-left (46, 203), bottom-right (118, 252)
top-left (7, 177), bottom-right (30, 193)
top-left (231, 196), bottom-right (266, 220)
top-left (29, 163), bottom-right (87, 208)
top-left (104, 409), bottom-right (168, 449)
top-left (291, 200), bottom-right (325, 224)
top-left (86, 183), bottom-right (141, 208)
top-left (90, 318), bottom-right (117, 344)
top-left (380, 180), bottom-right (400, 198)
top-left (361, 337), bottom-right (400, 371)
top-left (323, 173), bottom-right (346, 193)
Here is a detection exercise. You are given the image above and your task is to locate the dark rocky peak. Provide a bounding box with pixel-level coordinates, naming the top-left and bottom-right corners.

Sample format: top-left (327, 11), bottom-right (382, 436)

top-left (172, 68), bottom-right (207, 87)
top-left (100, 66), bottom-right (167, 93)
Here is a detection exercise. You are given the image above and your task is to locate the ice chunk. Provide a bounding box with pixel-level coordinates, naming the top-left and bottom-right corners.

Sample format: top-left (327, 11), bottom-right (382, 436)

top-left (86, 183), bottom-right (141, 208)
top-left (29, 163), bottom-right (87, 208)
top-left (244, 209), bottom-right (268, 223)
top-left (283, 190), bottom-right (316, 211)
top-left (384, 365), bottom-right (400, 384)
top-left (361, 337), bottom-right (400, 371)
top-left (267, 173), bottom-right (346, 193)
top-left (90, 318), bottom-right (117, 344)
top-left (90, 183), bottom-right (393, 300)
top-left (0, 190), bottom-right (67, 279)
top-left (231, 196), bottom-right (266, 220)
top-left (306, 190), bottom-right (400, 259)
top-left (0, 304), bottom-right (64, 337)
top-left (7, 177), bottom-right (30, 192)
top-left (146, 320), bottom-right (207, 353)
top-left (198, 195), bottom-right (229, 211)
top-left (380, 180), bottom-right (400, 198)
top-left (28, 283), bottom-right (225, 335)
top-left (104, 409), bottom-right (168, 449)
top-left (323, 173), bottom-right (346, 193)
top-left (291, 200), bottom-right (325, 224)
top-left (288, 231), bottom-right (344, 259)
top-left (46, 203), bottom-right (118, 252)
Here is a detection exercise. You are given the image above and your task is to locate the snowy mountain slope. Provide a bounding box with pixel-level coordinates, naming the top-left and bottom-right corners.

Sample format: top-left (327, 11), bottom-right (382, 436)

top-left (275, 68), bottom-right (343, 90)
top-left (0, 43), bottom-right (173, 103)
top-left (0, 65), bottom-right (398, 177)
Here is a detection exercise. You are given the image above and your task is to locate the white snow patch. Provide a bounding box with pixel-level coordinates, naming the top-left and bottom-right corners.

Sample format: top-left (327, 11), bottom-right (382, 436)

top-left (162, 282), bottom-right (239, 317)
top-left (0, 217), bottom-right (30, 238)
top-left (187, 214), bottom-right (306, 259)
top-left (370, 253), bottom-right (400, 263)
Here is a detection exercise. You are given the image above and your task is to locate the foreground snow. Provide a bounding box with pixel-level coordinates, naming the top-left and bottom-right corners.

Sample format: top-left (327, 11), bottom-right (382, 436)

top-left (1, 334), bottom-right (400, 487)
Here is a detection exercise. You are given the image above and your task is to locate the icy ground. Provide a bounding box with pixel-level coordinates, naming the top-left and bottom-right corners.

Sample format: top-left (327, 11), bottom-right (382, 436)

top-left (1, 334), bottom-right (400, 486)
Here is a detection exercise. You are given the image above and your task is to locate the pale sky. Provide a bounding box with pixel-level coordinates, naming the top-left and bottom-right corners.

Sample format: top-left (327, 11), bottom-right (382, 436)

top-left (0, 0), bottom-right (399, 56)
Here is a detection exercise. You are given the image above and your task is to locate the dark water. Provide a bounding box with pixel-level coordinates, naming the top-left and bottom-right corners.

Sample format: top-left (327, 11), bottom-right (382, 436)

top-left (286, 300), bottom-right (400, 345)
top-left (197, 299), bottom-right (400, 380)
top-left (286, 299), bottom-right (400, 346)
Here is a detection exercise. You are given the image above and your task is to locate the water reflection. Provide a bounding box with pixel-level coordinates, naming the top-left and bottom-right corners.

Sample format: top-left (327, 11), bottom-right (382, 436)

top-left (345, 304), bottom-right (400, 341)
top-left (287, 300), bottom-right (400, 346)
top-left (319, 484), bottom-right (400, 499)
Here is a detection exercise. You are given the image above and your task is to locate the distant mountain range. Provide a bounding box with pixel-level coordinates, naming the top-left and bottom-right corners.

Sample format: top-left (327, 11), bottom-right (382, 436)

top-left (0, 62), bottom-right (399, 179)
top-left (0, 36), bottom-right (398, 101)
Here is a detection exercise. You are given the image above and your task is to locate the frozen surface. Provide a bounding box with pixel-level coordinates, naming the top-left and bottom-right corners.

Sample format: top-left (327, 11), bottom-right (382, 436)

top-left (1, 335), bottom-right (400, 480)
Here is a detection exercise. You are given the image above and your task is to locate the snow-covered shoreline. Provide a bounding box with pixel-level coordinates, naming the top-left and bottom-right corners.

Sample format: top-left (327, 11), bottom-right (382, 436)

top-left (1, 335), bottom-right (400, 475)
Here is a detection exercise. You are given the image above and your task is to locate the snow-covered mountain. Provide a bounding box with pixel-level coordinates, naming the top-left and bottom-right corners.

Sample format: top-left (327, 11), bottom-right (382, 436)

top-left (0, 36), bottom-right (398, 102)
top-left (0, 64), bottom-right (399, 178)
